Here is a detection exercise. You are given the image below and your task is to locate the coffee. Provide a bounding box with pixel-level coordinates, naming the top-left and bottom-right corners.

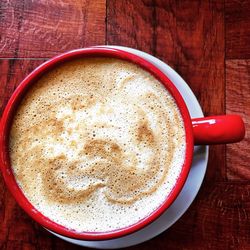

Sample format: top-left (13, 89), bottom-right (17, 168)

top-left (9, 58), bottom-right (186, 232)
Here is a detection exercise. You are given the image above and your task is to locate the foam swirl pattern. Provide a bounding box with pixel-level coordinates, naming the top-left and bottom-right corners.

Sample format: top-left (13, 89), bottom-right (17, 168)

top-left (10, 58), bottom-right (186, 232)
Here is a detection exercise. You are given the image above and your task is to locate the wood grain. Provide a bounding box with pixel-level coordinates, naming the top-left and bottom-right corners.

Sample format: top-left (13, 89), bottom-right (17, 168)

top-left (225, 0), bottom-right (250, 59)
top-left (0, 0), bottom-right (250, 249)
top-left (107, 0), bottom-right (155, 55)
top-left (107, 0), bottom-right (225, 181)
top-left (0, 0), bottom-right (106, 58)
top-left (0, 59), bottom-right (45, 115)
top-left (226, 60), bottom-right (250, 180)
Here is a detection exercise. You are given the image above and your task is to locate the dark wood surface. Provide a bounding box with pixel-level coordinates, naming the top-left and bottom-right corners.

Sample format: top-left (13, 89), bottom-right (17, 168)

top-left (0, 1), bottom-right (249, 249)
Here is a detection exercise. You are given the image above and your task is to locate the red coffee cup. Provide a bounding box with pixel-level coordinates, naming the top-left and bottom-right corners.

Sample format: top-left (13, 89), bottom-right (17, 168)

top-left (0, 47), bottom-right (245, 241)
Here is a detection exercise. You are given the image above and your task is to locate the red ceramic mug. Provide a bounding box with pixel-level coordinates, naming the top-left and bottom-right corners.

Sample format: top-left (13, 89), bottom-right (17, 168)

top-left (0, 48), bottom-right (245, 241)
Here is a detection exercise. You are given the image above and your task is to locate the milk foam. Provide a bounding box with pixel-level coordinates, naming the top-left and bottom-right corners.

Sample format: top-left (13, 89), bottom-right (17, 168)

top-left (9, 58), bottom-right (186, 232)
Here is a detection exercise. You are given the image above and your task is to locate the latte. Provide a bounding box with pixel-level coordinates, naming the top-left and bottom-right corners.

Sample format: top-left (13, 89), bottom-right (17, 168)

top-left (9, 58), bottom-right (186, 232)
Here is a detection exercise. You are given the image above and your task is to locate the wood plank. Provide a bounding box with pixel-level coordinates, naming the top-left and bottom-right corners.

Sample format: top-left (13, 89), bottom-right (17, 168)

top-left (107, 0), bottom-right (225, 181)
top-left (226, 60), bottom-right (250, 180)
top-left (0, 0), bottom-right (106, 58)
top-left (107, 0), bottom-right (155, 55)
top-left (3, 238), bottom-right (86, 250)
top-left (225, 0), bottom-right (250, 59)
top-left (0, 59), bottom-right (45, 115)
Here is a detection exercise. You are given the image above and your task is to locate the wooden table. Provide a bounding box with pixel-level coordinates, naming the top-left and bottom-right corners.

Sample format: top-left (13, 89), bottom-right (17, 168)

top-left (0, 1), bottom-right (249, 249)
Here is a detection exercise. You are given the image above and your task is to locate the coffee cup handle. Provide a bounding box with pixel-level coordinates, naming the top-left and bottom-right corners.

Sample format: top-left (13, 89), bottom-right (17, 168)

top-left (192, 115), bottom-right (245, 145)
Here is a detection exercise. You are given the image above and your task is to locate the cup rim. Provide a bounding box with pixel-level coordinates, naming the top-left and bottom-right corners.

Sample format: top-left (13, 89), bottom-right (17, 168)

top-left (0, 47), bottom-right (194, 240)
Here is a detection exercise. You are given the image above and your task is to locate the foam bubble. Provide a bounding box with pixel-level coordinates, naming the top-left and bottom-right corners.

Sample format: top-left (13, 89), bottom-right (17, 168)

top-left (9, 58), bottom-right (186, 232)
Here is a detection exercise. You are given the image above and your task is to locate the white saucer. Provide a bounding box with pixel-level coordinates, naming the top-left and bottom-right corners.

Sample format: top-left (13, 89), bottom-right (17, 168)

top-left (49, 46), bottom-right (209, 249)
